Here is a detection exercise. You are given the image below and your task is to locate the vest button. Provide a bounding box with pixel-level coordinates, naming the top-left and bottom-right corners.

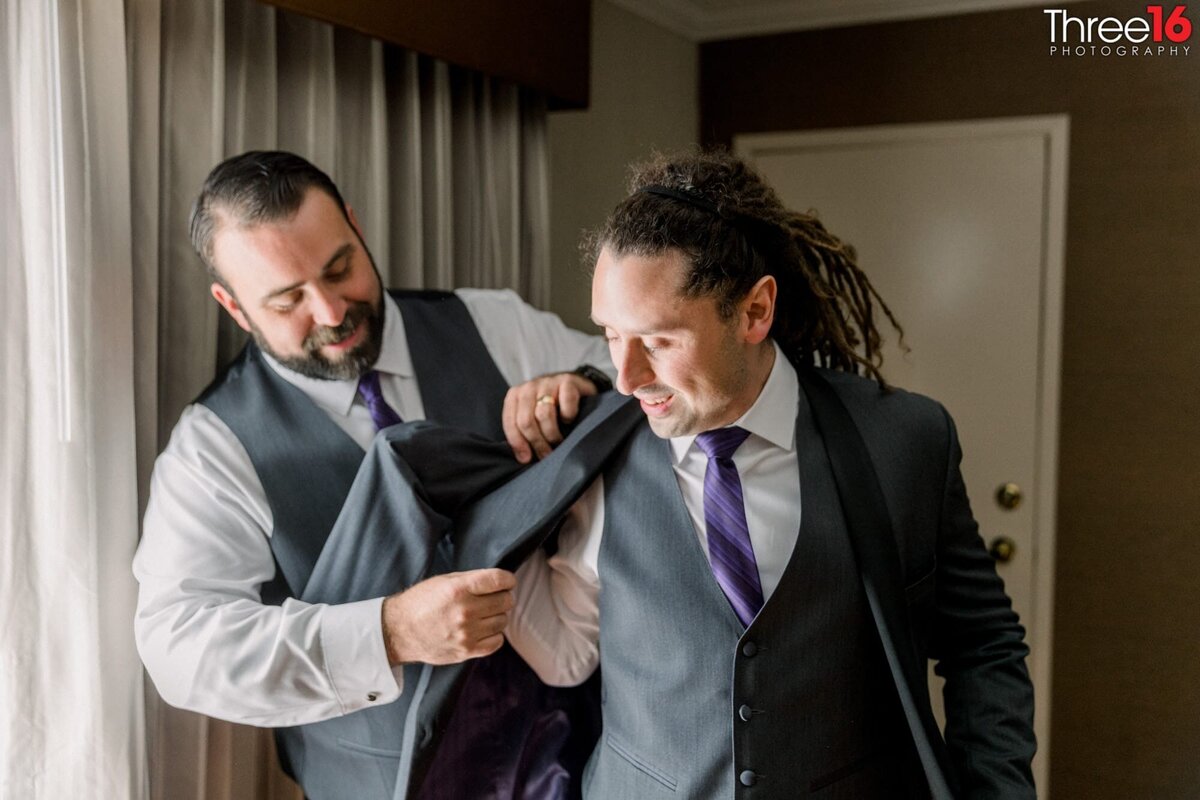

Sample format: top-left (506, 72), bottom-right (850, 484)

top-left (739, 769), bottom-right (758, 787)
top-left (741, 641), bottom-right (758, 657)
top-left (738, 704), bottom-right (753, 722)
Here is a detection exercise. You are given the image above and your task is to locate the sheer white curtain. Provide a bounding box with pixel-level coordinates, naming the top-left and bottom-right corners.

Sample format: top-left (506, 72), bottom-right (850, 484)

top-left (126, 1), bottom-right (553, 798)
top-left (1, 0), bottom-right (146, 798)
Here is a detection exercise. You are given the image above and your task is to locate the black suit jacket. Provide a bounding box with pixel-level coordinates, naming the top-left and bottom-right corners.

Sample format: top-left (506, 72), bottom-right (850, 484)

top-left (802, 369), bottom-right (1036, 799)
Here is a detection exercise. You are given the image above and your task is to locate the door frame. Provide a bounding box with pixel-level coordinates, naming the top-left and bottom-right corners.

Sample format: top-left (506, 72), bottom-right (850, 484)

top-left (735, 115), bottom-right (1068, 795)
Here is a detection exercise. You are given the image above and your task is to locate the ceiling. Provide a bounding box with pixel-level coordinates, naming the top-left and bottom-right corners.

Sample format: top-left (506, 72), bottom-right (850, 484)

top-left (607, 0), bottom-right (1065, 41)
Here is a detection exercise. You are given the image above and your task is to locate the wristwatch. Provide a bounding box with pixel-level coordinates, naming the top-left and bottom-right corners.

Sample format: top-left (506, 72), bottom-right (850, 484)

top-left (572, 364), bottom-right (614, 393)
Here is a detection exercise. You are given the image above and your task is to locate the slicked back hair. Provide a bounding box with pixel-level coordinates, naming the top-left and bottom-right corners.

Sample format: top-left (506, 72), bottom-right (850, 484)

top-left (189, 151), bottom-right (349, 288)
top-left (586, 149), bottom-right (903, 384)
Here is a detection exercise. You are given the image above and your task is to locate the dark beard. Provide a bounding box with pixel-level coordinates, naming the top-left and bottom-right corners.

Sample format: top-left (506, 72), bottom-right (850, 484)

top-left (252, 299), bottom-right (385, 381)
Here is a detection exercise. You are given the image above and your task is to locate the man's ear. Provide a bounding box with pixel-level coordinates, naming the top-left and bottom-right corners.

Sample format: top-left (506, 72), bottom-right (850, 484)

top-left (741, 275), bottom-right (776, 345)
top-left (345, 203), bottom-right (366, 242)
top-left (211, 282), bottom-right (252, 333)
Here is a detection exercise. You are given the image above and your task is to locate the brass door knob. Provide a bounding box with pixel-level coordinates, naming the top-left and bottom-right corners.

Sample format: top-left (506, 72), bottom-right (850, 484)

top-left (989, 536), bottom-right (1017, 563)
top-left (996, 482), bottom-right (1022, 510)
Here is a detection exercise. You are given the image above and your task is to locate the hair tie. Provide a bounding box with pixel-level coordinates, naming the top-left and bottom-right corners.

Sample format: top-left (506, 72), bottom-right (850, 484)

top-left (639, 184), bottom-right (782, 249)
top-left (639, 185), bottom-right (722, 216)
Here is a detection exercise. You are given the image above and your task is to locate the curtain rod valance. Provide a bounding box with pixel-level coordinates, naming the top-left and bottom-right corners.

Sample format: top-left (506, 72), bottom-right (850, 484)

top-left (258, 0), bottom-right (591, 109)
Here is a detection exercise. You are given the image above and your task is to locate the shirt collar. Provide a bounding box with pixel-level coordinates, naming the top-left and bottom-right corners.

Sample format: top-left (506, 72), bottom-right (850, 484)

top-left (261, 292), bottom-right (413, 417)
top-left (668, 339), bottom-right (798, 464)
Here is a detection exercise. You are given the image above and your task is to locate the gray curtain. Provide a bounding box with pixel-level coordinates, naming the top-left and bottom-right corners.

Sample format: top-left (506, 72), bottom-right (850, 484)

top-left (126, 0), bottom-right (552, 797)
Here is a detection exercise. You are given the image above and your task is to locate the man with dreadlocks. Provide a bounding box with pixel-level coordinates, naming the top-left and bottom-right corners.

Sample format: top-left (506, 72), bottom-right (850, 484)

top-left (505, 150), bottom-right (1036, 799)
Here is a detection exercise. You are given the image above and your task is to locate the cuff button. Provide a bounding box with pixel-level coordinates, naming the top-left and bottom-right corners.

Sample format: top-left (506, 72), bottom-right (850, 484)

top-left (367, 692), bottom-right (379, 702)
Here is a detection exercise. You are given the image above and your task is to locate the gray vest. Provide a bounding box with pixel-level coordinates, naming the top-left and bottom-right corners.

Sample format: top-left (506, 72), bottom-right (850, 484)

top-left (198, 290), bottom-right (509, 602)
top-left (197, 291), bottom-right (512, 799)
top-left (588, 383), bottom-right (928, 799)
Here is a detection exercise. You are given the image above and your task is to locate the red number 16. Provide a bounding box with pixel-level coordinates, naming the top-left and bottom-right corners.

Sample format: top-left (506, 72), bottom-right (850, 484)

top-left (1147, 5), bottom-right (1193, 43)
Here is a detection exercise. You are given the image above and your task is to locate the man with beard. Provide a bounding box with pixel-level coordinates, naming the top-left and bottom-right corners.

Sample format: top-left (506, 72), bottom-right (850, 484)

top-left (133, 152), bottom-right (612, 790)
top-left (506, 151), bottom-right (1036, 799)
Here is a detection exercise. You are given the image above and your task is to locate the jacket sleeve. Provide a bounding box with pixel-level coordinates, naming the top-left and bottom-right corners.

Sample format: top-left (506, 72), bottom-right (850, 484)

top-left (929, 405), bottom-right (1038, 799)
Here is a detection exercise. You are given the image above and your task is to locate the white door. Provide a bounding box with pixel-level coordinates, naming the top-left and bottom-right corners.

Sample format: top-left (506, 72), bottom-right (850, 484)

top-left (737, 117), bottom-right (1067, 795)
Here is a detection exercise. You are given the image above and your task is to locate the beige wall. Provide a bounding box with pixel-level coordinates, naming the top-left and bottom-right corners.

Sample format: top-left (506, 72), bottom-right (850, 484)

top-left (545, 0), bottom-right (698, 329)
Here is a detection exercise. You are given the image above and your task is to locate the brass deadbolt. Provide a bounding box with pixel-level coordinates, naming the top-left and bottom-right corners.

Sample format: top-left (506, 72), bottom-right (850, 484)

top-left (996, 482), bottom-right (1022, 510)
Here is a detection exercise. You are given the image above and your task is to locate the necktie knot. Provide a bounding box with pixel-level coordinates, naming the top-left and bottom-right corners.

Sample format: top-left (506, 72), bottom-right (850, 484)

top-left (357, 369), bottom-right (403, 430)
top-left (695, 426), bottom-right (751, 461)
top-left (357, 368), bottom-right (384, 398)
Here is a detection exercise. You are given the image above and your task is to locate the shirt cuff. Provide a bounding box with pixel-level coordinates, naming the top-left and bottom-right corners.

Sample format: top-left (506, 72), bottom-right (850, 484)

top-left (319, 597), bottom-right (403, 712)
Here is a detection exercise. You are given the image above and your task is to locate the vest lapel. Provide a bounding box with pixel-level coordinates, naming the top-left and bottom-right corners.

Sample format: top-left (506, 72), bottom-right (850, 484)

top-left (199, 343), bottom-right (365, 599)
top-left (394, 291), bottom-right (510, 440)
top-left (633, 426), bottom-right (751, 634)
top-left (751, 381), bottom-right (836, 625)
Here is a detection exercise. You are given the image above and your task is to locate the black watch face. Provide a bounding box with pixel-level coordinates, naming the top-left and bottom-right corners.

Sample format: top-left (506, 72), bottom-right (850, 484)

top-left (576, 366), bottom-right (611, 391)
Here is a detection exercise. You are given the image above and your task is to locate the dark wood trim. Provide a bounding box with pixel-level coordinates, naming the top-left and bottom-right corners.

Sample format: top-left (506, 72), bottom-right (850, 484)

top-left (259, 0), bottom-right (590, 109)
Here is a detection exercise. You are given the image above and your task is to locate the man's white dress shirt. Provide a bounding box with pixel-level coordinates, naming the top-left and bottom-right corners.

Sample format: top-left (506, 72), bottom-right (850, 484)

top-left (134, 289), bottom-right (610, 726)
top-left (508, 341), bottom-right (802, 687)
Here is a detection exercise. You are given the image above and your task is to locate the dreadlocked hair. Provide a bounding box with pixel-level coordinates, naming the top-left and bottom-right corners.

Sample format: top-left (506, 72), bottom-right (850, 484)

top-left (585, 149), bottom-right (904, 385)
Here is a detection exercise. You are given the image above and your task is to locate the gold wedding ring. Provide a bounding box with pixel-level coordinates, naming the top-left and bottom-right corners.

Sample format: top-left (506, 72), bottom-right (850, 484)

top-left (536, 394), bottom-right (555, 405)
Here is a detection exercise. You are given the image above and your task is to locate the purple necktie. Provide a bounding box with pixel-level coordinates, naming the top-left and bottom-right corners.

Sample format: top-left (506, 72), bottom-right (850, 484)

top-left (357, 370), bottom-right (403, 431)
top-left (695, 426), bottom-right (764, 627)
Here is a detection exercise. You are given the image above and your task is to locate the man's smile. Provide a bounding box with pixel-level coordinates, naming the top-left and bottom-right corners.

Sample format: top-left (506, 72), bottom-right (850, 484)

top-left (638, 393), bottom-right (674, 416)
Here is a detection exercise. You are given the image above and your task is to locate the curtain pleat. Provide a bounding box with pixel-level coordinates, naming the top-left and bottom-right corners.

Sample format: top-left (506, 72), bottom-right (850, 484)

top-left (386, 49), bottom-right (425, 283)
top-left (155, 0), bottom-right (224, 438)
top-left (421, 60), bottom-right (455, 289)
top-left (127, 0), bottom-right (552, 797)
top-left (522, 90), bottom-right (551, 307)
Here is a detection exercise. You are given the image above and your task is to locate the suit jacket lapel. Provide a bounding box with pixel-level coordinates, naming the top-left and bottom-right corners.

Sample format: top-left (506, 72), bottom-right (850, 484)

top-left (796, 368), bottom-right (955, 800)
top-left (454, 393), bottom-right (645, 571)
